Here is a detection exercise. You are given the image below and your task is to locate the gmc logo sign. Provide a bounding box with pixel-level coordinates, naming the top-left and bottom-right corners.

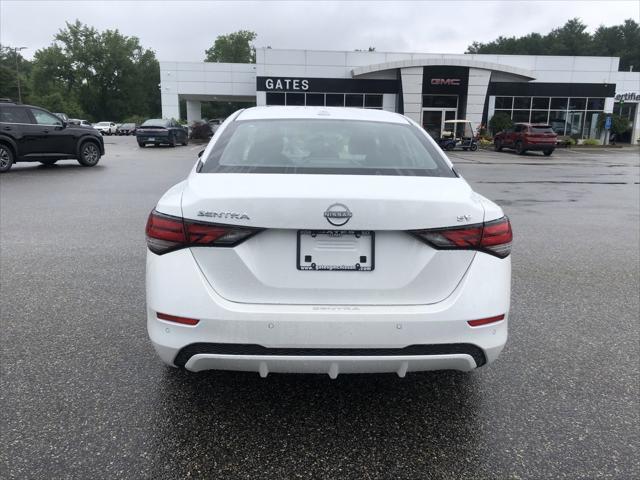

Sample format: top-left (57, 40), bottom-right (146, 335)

top-left (431, 78), bottom-right (461, 86)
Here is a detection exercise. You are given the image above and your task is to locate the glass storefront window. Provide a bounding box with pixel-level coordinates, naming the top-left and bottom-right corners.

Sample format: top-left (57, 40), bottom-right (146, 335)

top-left (512, 110), bottom-right (530, 122)
top-left (493, 109), bottom-right (512, 118)
top-left (583, 111), bottom-right (602, 138)
top-left (569, 98), bottom-right (586, 110)
top-left (587, 98), bottom-right (605, 110)
top-left (266, 92), bottom-right (285, 105)
top-left (364, 94), bottom-right (383, 108)
top-left (305, 93), bottom-right (324, 106)
top-left (531, 110), bottom-right (549, 124)
top-left (532, 97), bottom-right (550, 109)
top-left (550, 98), bottom-right (568, 109)
top-left (423, 95), bottom-right (457, 108)
top-left (495, 97), bottom-right (513, 109)
top-left (325, 94), bottom-right (344, 106)
top-left (286, 93), bottom-right (305, 106)
top-left (566, 111), bottom-right (584, 137)
top-left (549, 111), bottom-right (567, 135)
top-left (345, 94), bottom-right (364, 107)
top-left (514, 97), bottom-right (531, 109)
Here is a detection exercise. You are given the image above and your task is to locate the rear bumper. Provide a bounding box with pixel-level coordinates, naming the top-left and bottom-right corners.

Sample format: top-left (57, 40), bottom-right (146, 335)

top-left (146, 249), bottom-right (511, 376)
top-left (183, 352), bottom-right (478, 377)
top-left (524, 142), bottom-right (555, 150)
top-left (136, 133), bottom-right (170, 144)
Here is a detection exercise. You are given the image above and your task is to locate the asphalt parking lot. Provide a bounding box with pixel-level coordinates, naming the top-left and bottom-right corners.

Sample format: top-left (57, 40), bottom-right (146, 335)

top-left (1, 136), bottom-right (638, 479)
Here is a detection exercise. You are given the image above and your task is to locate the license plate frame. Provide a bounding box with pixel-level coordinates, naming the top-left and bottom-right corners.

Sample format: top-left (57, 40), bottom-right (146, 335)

top-left (297, 230), bottom-right (375, 272)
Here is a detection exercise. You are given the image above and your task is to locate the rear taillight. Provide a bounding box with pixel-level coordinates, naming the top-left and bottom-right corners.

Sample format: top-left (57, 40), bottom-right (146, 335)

top-left (410, 216), bottom-right (512, 258)
top-left (467, 314), bottom-right (505, 327)
top-left (157, 312), bottom-right (199, 326)
top-left (145, 210), bottom-right (260, 255)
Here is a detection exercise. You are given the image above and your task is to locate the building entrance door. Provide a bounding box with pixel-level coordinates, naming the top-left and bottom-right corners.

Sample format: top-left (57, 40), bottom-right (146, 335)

top-left (422, 108), bottom-right (457, 139)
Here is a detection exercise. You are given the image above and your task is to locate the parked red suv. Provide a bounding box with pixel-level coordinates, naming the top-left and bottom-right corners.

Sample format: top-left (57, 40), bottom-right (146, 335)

top-left (494, 123), bottom-right (557, 156)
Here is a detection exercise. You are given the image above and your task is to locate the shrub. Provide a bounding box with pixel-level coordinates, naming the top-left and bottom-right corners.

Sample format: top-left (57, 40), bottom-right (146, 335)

top-left (479, 138), bottom-right (492, 146)
top-left (582, 138), bottom-right (601, 146)
top-left (558, 136), bottom-right (576, 146)
top-left (489, 112), bottom-right (513, 135)
top-left (596, 114), bottom-right (631, 136)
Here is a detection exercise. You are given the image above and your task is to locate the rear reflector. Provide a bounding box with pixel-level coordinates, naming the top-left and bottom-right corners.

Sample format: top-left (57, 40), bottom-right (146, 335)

top-left (146, 210), bottom-right (261, 255)
top-left (410, 216), bottom-right (512, 258)
top-left (157, 312), bottom-right (200, 326)
top-left (467, 314), bottom-right (505, 327)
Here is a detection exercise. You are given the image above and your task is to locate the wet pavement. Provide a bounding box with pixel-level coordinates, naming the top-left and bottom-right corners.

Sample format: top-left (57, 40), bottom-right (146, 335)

top-left (1, 137), bottom-right (638, 479)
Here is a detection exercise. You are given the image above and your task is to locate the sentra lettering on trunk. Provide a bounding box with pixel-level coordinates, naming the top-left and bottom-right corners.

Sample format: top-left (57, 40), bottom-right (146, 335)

top-left (197, 211), bottom-right (251, 220)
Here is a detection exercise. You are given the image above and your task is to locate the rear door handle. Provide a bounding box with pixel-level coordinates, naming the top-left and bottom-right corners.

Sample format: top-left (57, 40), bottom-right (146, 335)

top-left (2, 126), bottom-right (11, 131)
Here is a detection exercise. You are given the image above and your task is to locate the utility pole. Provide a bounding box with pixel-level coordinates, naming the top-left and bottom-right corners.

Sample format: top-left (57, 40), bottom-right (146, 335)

top-left (14, 47), bottom-right (27, 103)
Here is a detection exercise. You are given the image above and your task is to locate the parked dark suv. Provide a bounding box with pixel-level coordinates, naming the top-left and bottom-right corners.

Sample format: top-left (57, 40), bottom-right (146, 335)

top-left (0, 100), bottom-right (105, 173)
top-left (493, 123), bottom-right (557, 156)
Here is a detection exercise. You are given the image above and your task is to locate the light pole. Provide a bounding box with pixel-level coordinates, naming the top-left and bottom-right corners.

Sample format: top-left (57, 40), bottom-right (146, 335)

top-left (14, 47), bottom-right (27, 103)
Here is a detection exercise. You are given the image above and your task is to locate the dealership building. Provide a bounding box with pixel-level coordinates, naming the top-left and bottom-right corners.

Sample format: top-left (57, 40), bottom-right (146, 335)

top-left (160, 48), bottom-right (640, 143)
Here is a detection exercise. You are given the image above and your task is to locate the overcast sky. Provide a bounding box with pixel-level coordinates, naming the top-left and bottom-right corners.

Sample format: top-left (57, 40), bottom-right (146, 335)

top-left (1, 1), bottom-right (638, 61)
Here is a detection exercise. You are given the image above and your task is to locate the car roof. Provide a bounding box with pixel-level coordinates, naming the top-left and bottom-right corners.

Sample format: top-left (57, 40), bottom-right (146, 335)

top-left (236, 106), bottom-right (409, 124)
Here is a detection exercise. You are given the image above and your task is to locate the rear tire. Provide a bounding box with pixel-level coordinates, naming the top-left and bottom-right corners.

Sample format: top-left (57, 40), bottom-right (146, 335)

top-left (138, 142), bottom-right (146, 148)
top-left (77, 141), bottom-right (101, 167)
top-left (515, 141), bottom-right (526, 155)
top-left (0, 144), bottom-right (14, 173)
top-left (470, 143), bottom-right (478, 152)
top-left (445, 143), bottom-right (455, 151)
top-left (181, 136), bottom-right (188, 146)
top-left (543, 149), bottom-right (554, 156)
top-left (494, 140), bottom-right (503, 152)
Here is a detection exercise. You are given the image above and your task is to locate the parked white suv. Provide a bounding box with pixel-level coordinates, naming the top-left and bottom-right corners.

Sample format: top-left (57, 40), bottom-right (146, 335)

top-left (145, 107), bottom-right (512, 377)
top-left (94, 121), bottom-right (117, 135)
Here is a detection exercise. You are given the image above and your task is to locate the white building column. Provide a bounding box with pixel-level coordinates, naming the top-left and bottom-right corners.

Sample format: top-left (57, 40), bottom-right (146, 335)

top-left (186, 100), bottom-right (202, 123)
top-left (161, 93), bottom-right (180, 121)
top-left (630, 102), bottom-right (640, 145)
top-left (466, 68), bottom-right (492, 132)
top-left (400, 67), bottom-right (423, 124)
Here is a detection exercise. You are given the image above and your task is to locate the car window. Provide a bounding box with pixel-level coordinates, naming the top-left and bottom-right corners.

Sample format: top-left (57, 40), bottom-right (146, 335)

top-left (514, 125), bottom-right (524, 133)
top-left (141, 119), bottom-right (169, 127)
top-left (30, 109), bottom-right (63, 126)
top-left (531, 126), bottom-right (555, 134)
top-left (201, 119), bottom-right (455, 177)
top-left (0, 106), bottom-right (32, 124)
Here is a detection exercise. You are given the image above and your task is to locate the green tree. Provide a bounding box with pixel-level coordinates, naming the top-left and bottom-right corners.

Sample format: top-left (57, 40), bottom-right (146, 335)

top-left (29, 20), bottom-right (160, 121)
top-left (205, 30), bottom-right (257, 63)
top-left (489, 112), bottom-right (513, 135)
top-left (467, 18), bottom-right (640, 71)
top-left (0, 45), bottom-right (32, 102)
top-left (597, 114), bottom-right (631, 135)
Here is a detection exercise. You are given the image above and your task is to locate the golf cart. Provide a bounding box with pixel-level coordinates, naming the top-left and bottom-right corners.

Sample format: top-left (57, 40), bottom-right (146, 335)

top-left (438, 119), bottom-right (478, 151)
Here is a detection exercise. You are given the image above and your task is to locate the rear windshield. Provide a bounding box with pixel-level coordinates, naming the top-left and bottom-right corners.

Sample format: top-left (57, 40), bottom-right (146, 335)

top-left (200, 119), bottom-right (454, 177)
top-left (530, 125), bottom-right (554, 133)
top-left (141, 119), bottom-right (168, 127)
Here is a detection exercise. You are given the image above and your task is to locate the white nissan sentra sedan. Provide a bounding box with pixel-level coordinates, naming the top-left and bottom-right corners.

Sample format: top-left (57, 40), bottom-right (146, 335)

top-left (145, 106), bottom-right (512, 377)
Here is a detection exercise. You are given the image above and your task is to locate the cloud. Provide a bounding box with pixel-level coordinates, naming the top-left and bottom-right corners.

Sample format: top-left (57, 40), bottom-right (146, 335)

top-left (1, 0), bottom-right (636, 60)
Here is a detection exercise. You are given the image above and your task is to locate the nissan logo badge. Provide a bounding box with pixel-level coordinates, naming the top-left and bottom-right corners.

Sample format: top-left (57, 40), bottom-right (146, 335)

top-left (324, 203), bottom-right (352, 226)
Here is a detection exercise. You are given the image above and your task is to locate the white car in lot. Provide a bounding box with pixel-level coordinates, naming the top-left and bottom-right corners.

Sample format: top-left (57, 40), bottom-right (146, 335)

top-left (93, 121), bottom-right (117, 135)
top-left (146, 107), bottom-right (512, 377)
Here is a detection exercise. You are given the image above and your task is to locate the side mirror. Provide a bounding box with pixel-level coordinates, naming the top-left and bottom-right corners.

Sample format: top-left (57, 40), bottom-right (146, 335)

top-left (198, 150), bottom-right (204, 158)
top-left (57, 121), bottom-right (67, 130)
